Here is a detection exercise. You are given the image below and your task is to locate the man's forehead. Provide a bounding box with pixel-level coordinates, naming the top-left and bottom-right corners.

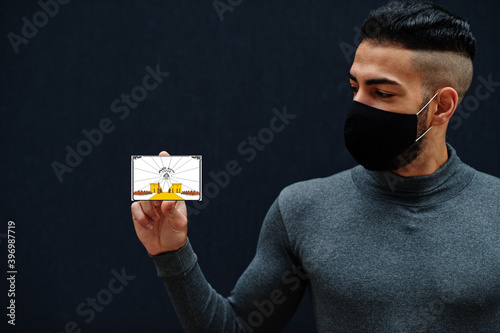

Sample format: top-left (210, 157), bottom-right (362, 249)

top-left (350, 41), bottom-right (422, 87)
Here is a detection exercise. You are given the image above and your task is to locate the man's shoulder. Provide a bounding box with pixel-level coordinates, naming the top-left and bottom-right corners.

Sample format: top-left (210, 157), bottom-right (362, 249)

top-left (451, 158), bottom-right (500, 208)
top-left (469, 168), bottom-right (500, 192)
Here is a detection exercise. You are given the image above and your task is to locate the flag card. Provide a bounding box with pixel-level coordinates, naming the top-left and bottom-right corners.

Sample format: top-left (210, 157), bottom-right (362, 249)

top-left (131, 155), bottom-right (202, 201)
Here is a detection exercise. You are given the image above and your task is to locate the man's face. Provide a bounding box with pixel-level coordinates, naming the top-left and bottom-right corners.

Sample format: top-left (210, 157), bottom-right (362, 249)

top-left (348, 41), bottom-right (432, 170)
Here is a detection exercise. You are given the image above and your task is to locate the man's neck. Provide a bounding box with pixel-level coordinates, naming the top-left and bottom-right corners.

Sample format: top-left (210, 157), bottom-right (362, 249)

top-left (391, 140), bottom-right (449, 177)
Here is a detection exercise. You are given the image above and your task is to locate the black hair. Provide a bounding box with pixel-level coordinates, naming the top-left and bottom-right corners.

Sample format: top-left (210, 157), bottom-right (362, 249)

top-left (361, 1), bottom-right (476, 60)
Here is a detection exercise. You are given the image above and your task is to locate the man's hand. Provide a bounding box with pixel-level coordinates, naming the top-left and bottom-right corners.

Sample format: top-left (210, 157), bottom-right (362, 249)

top-left (131, 151), bottom-right (188, 255)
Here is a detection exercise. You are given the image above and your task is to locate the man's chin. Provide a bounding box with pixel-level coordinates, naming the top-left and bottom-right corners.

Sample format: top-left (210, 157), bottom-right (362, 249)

top-left (358, 139), bottom-right (426, 172)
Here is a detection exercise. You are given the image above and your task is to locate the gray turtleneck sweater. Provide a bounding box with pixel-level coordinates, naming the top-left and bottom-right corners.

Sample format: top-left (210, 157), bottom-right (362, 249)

top-left (150, 145), bottom-right (500, 332)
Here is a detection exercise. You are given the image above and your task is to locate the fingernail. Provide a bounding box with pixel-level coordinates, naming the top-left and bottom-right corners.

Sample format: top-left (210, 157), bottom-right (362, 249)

top-left (146, 223), bottom-right (153, 230)
top-left (153, 201), bottom-right (161, 206)
top-left (152, 215), bottom-right (159, 222)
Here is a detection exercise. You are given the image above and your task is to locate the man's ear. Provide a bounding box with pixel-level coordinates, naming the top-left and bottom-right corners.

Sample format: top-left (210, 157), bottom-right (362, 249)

top-left (430, 87), bottom-right (459, 127)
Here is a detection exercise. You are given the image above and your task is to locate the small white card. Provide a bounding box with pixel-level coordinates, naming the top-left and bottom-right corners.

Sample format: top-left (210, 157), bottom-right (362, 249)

top-left (131, 155), bottom-right (202, 201)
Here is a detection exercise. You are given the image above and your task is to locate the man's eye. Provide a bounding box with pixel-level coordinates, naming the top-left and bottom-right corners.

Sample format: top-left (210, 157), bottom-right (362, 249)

top-left (376, 91), bottom-right (394, 98)
top-left (350, 86), bottom-right (359, 94)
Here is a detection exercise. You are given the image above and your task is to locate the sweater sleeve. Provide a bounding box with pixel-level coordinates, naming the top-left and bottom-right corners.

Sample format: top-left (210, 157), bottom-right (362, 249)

top-left (150, 198), bottom-right (308, 333)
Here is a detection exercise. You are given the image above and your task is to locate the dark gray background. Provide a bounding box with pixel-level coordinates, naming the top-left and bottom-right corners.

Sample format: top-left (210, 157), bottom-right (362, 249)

top-left (1, 0), bottom-right (499, 332)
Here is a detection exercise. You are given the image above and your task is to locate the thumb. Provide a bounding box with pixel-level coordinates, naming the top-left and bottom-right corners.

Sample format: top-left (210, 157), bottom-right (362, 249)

top-left (161, 201), bottom-right (187, 230)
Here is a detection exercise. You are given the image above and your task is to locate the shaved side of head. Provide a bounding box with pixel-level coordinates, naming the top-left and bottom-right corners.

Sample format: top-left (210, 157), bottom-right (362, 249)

top-left (411, 50), bottom-right (473, 104)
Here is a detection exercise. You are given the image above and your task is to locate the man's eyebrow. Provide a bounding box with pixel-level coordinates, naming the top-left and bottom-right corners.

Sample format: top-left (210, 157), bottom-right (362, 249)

top-left (348, 72), bottom-right (401, 86)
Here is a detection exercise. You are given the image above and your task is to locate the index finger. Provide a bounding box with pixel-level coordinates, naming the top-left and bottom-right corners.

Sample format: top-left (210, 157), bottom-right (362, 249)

top-left (157, 151), bottom-right (185, 209)
top-left (158, 151), bottom-right (174, 206)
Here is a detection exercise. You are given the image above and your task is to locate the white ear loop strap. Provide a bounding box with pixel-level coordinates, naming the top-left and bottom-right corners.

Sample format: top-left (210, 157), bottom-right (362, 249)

top-left (415, 91), bottom-right (439, 142)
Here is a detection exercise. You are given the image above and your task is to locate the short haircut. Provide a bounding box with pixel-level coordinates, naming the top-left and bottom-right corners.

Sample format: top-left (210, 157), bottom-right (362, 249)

top-left (360, 1), bottom-right (476, 103)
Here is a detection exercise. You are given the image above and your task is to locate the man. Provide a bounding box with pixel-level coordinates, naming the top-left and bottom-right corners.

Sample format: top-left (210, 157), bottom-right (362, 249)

top-left (131, 1), bottom-right (500, 332)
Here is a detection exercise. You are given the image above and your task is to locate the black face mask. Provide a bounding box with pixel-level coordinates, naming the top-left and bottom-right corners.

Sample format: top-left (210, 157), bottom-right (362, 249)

top-left (343, 92), bottom-right (438, 171)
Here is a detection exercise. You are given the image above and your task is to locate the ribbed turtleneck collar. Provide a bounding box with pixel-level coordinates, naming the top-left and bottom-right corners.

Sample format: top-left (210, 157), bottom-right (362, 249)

top-left (351, 144), bottom-right (476, 206)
